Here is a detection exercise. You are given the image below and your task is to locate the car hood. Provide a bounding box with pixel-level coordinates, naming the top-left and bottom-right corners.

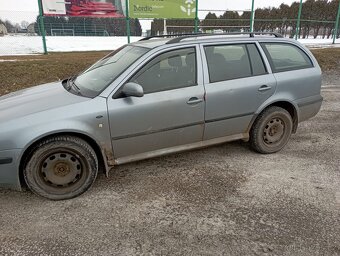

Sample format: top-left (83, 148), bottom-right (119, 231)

top-left (0, 81), bottom-right (89, 123)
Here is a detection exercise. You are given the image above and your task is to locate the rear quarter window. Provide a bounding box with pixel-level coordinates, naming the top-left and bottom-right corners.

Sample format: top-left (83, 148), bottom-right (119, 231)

top-left (261, 43), bottom-right (313, 73)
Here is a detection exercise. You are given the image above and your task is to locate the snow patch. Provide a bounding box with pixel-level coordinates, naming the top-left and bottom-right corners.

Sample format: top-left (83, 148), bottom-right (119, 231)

top-left (0, 59), bottom-right (18, 62)
top-left (0, 36), bottom-right (142, 56)
top-left (0, 35), bottom-right (338, 56)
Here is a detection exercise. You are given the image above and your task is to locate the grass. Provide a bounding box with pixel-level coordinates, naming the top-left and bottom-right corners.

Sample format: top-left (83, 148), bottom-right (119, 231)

top-left (0, 51), bottom-right (110, 96)
top-left (309, 47), bottom-right (340, 71)
top-left (0, 48), bottom-right (339, 96)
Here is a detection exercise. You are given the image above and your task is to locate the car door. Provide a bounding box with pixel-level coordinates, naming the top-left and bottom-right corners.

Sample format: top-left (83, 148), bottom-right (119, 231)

top-left (107, 46), bottom-right (205, 161)
top-left (201, 42), bottom-right (277, 140)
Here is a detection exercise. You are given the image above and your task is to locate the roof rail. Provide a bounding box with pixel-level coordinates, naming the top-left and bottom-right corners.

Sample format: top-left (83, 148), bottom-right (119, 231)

top-left (138, 32), bottom-right (283, 44)
top-left (166, 32), bottom-right (283, 44)
top-left (138, 33), bottom-right (207, 41)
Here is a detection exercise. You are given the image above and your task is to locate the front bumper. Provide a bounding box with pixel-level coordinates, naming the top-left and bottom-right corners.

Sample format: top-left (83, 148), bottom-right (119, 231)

top-left (0, 149), bottom-right (22, 191)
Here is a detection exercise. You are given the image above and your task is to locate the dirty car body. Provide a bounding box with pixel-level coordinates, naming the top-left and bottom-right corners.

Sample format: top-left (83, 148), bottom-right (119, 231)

top-left (0, 33), bottom-right (323, 199)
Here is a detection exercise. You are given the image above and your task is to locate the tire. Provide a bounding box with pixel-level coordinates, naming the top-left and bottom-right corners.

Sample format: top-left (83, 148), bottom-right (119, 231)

top-left (250, 106), bottom-right (293, 154)
top-left (24, 136), bottom-right (98, 200)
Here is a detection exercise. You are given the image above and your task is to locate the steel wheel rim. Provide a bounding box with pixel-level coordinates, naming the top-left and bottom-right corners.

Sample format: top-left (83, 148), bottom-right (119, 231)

top-left (37, 149), bottom-right (87, 192)
top-left (263, 117), bottom-right (285, 145)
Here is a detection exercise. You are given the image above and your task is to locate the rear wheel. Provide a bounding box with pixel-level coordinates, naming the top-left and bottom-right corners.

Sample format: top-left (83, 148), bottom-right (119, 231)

top-left (24, 136), bottom-right (98, 200)
top-left (250, 106), bottom-right (293, 154)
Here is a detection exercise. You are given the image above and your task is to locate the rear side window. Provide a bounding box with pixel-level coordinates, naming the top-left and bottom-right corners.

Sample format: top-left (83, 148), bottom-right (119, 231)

top-left (204, 44), bottom-right (266, 83)
top-left (261, 43), bottom-right (313, 73)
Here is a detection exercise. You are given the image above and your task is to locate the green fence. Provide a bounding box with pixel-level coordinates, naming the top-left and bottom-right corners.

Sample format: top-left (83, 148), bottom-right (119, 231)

top-left (154, 17), bottom-right (339, 40)
top-left (36, 18), bottom-right (141, 37)
top-left (1, 0), bottom-right (339, 55)
top-left (34, 0), bottom-right (340, 53)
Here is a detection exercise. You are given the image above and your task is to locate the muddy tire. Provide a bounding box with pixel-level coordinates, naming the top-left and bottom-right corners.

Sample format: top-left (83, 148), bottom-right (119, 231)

top-left (250, 106), bottom-right (293, 154)
top-left (24, 136), bottom-right (98, 200)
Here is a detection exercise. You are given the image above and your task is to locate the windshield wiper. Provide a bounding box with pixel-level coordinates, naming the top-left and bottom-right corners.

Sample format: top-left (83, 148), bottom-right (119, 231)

top-left (66, 75), bottom-right (75, 90)
top-left (67, 75), bottom-right (81, 95)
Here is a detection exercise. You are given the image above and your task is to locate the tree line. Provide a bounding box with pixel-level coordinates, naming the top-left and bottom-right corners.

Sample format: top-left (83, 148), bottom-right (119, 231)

top-left (0, 19), bottom-right (29, 33)
top-left (151, 0), bottom-right (340, 39)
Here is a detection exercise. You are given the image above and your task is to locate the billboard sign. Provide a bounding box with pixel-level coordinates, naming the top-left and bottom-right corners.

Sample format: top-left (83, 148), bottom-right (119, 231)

top-left (129, 0), bottom-right (196, 19)
top-left (41, 0), bottom-right (125, 18)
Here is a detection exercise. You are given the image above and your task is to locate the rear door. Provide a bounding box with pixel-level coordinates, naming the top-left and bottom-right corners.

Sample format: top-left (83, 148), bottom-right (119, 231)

top-left (201, 42), bottom-right (277, 140)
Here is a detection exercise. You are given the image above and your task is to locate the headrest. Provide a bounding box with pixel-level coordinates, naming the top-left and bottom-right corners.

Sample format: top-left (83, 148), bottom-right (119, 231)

top-left (168, 55), bottom-right (182, 67)
top-left (185, 53), bottom-right (195, 67)
top-left (211, 53), bottom-right (225, 64)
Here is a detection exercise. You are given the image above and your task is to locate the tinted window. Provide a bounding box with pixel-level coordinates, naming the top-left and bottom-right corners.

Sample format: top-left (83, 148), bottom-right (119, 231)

top-left (247, 44), bottom-right (267, 76)
top-left (130, 48), bottom-right (197, 94)
top-left (204, 44), bottom-right (252, 83)
top-left (261, 43), bottom-right (313, 72)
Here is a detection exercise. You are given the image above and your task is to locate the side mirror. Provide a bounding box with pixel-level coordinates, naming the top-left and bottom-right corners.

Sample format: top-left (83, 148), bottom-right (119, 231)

top-left (121, 82), bottom-right (144, 98)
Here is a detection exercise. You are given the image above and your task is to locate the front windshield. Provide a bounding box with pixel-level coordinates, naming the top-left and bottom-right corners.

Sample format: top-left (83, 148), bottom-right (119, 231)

top-left (73, 45), bottom-right (149, 97)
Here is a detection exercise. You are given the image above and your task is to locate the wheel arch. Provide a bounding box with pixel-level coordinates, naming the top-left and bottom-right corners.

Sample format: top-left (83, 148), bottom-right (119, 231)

top-left (19, 131), bottom-right (108, 188)
top-left (248, 100), bottom-right (299, 135)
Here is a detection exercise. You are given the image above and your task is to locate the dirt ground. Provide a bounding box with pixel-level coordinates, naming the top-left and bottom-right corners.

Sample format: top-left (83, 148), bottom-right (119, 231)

top-left (0, 73), bottom-right (339, 254)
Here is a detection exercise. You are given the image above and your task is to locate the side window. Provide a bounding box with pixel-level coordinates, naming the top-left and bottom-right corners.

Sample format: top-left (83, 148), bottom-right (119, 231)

top-left (204, 44), bottom-right (252, 83)
top-left (246, 44), bottom-right (267, 76)
top-left (261, 43), bottom-right (313, 73)
top-left (129, 47), bottom-right (197, 94)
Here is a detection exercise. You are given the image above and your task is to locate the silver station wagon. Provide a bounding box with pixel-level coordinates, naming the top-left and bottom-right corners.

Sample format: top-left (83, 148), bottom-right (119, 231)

top-left (0, 33), bottom-right (323, 200)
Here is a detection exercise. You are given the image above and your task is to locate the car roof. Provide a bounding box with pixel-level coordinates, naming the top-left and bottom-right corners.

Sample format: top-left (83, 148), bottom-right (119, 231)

top-left (132, 32), bottom-right (293, 49)
top-left (132, 38), bottom-right (170, 48)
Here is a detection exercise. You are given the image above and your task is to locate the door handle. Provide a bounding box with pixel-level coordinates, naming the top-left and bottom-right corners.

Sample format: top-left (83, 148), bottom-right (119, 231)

top-left (187, 97), bottom-right (203, 105)
top-left (258, 85), bottom-right (272, 92)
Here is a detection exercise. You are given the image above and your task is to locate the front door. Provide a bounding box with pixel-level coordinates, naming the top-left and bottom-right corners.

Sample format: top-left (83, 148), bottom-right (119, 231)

top-left (107, 46), bottom-right (205, 160)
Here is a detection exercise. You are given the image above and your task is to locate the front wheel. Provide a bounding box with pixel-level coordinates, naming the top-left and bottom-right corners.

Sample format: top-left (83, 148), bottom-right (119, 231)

top-left (24, 136), bottom-right (98, 200)
top-left (250, 106), bottom-right (293, 154)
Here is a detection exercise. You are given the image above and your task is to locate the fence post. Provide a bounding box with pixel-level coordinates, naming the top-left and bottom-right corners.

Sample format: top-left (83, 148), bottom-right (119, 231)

top-left (333, 0), bottom-right (340, 44)
top-left (125, 0), bottom-right (131, 43)
top-left (295, 0), bottom-right (303, 40)
top-left (84, 18), bottom-right (86, 36)
top-left (194, 0), bottom-right (199, 33)
top-left (37, 0), bottom-right (47, 54)
top-left (163, 19), bottom-right (167, 35)
top-left (250, 0), bottom-right (255, 32)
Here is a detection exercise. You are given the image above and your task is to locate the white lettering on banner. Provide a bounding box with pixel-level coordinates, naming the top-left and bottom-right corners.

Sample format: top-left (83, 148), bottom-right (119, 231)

top-left (42, 0), bottom-right (67, 15)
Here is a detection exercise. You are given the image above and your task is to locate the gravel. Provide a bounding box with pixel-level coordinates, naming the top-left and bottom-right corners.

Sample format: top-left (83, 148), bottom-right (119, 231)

top-left (0, 73), bottom-right (339, 256)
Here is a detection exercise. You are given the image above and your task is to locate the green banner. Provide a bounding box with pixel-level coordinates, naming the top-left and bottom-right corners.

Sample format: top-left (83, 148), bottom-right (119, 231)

top-left (129, 0), bottom-right (196, 19)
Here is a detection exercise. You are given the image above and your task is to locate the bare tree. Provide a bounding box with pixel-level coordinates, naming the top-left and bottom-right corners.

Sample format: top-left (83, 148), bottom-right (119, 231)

top-left (21, 21), bottom-right (30, 30)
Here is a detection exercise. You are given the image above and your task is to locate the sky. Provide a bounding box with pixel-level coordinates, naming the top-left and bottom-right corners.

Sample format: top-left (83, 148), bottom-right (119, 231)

top-left (0, 0), bottom-right (298, 30)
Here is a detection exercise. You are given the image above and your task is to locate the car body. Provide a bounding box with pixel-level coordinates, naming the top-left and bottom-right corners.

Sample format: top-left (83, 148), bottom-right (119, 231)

top-left (0, 33), bottom-right (323, 199)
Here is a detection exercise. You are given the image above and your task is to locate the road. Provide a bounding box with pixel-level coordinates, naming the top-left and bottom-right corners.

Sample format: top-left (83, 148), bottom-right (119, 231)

top-left (0, 72), bottom-right (339, 256)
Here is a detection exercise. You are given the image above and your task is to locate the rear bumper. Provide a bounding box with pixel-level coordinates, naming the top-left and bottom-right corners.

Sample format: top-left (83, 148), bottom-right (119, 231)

top-left (0, 149), bottom-right (22, 191)
top-left (296, 95), bottom-right (323, 122)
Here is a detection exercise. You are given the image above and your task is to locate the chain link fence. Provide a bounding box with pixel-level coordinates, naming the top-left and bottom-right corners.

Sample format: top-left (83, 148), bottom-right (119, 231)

top-left (0, 10), bottom-right (145, 55)
top-left (0, 0), bottom-right (339, 56)
top-left (194, 18), bottom-right (338, 39)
